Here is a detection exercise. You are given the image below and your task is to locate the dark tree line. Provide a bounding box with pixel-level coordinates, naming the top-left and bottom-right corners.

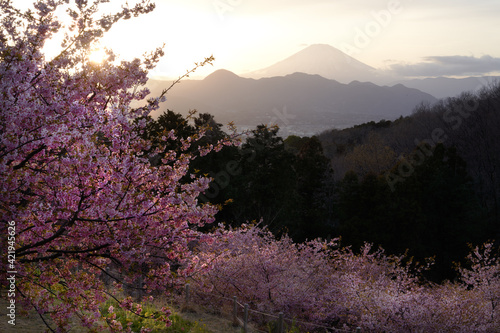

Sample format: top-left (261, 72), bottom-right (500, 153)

top-left (320, 82), bottom-right (500, 281)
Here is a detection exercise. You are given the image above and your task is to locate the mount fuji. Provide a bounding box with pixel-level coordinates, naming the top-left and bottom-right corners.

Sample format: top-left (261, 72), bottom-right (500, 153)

top-left (242, 44), bottom-right (386, 84)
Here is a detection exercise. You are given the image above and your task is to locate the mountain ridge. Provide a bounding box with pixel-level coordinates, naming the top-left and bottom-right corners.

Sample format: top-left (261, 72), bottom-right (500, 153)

top-left (392, 76), bottom-right (500, 98)
top-left (242, 44), bottom-right (381, 84)
top-left (237, 44), bottom-right (499, 98)
top-left (148, 70), bottom-right (437, 136)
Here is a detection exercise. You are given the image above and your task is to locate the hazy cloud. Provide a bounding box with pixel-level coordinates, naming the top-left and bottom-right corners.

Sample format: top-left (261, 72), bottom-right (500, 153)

top-left (389, 55), bottom-right (500, 77)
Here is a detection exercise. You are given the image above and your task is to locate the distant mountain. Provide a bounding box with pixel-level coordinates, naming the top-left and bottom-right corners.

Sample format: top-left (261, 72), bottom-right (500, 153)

top-left (392, 76), bottom-right (500, 99)
top-left (238, 44), bottom-right (499, 98)
top-left (242, 44), bottom-right (385, 84)
top-left (148, 69), bottom-right (437, 135)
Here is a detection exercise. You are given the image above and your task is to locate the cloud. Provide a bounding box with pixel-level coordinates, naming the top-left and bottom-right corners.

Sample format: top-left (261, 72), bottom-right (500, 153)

top-left (388, 55), bottom-right (500, 77)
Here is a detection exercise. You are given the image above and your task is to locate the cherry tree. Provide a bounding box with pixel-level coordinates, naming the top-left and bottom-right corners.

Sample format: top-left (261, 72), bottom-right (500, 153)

top-left (456, 243), bottom-right (500, 329)
top-left (195, 225), bottom-right (336, 321)
top-left (1, 0), bottom-right (222, 331)
top-left (194, 225), bottom-right (500, 332)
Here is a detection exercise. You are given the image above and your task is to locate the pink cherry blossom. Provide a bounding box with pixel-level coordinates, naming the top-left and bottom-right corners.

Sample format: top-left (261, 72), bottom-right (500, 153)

top-left (1, 0), bottom-right (221, 330)
top-left (194, 224), bottom-right (500, 332)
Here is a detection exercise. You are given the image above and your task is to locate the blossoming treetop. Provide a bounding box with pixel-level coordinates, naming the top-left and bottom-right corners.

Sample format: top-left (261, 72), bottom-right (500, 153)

top-left (1, 0), bottom-right (220, 330)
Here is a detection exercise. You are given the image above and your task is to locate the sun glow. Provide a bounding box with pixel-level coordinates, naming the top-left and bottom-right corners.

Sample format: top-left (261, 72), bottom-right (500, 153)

top-left (88, 47), bottom-right (108, 64)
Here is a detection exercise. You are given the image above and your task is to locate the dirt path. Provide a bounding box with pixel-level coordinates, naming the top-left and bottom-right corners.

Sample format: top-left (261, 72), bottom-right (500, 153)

top-left (0, 295), bottom-right (242, 333)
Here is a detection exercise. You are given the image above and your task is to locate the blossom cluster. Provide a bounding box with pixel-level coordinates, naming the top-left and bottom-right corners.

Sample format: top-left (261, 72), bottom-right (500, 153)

top-left (194, 224), bottom-right (500, 332)
top-left (0, 0), bottom-right (222, 330)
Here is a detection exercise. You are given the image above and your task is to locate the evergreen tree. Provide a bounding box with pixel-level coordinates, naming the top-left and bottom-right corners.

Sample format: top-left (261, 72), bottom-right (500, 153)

top-left (336, 144), bottom-right (486, 281)
top-left (292, 136), bottom-right (334, 241)
top-left (224, 125), bottom-right (299, 233)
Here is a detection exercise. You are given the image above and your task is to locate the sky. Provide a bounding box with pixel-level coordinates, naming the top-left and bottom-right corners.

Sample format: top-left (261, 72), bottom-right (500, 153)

top-left (26, 0), bottom-right (500, 79)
